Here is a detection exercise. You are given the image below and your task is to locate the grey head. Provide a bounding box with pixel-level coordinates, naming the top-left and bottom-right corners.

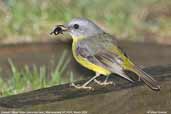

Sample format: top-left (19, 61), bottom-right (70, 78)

top-left (65, 18), bottom-right (104, 38)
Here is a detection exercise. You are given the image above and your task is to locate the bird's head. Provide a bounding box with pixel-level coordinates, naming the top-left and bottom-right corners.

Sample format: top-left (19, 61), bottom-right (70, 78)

top-left (50, 18), bottom-right (104, 39)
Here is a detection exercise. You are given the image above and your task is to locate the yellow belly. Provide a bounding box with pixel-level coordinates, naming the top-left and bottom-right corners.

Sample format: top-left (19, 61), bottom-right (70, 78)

top-left (72, 39), bottom-right (111, 75)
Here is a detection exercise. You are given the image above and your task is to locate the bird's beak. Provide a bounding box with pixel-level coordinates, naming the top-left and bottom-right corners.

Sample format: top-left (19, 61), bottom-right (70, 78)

top-left (50, 25), bottom-right (69, 35)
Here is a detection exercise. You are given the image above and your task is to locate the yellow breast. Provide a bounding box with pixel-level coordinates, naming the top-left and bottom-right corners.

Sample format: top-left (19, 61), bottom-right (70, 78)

top-left (72, 38), bottom-right (111, 75)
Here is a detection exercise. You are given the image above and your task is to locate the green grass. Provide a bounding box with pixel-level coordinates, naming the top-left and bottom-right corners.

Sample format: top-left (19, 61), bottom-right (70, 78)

top-left (0, 50), bottom-right (72, 97)
top-left (0, 0), bottom-right (170, 43)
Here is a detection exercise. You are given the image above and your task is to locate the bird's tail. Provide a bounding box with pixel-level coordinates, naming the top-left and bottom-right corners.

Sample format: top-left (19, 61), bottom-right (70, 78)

top-left (130, 65), bottom-right (160, 91)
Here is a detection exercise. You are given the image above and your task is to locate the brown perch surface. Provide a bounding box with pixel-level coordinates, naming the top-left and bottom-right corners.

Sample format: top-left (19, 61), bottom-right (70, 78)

top-left (0, 65), bottom-right (171, 113)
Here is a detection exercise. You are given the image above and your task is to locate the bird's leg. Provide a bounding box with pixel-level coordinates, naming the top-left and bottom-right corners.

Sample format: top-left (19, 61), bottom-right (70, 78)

top-left (94, 75), bottom-right (114, 86)
top-left (138, 76), bottom-right (141, 81)
top-left (71, 73), bottom-right (101, 90)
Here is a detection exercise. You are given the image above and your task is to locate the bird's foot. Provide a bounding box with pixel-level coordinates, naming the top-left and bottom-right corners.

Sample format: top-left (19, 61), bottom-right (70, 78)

top-left (70, 83), bottom-right (93, 90)
top-left (94, 79), bottom-right (114, 86)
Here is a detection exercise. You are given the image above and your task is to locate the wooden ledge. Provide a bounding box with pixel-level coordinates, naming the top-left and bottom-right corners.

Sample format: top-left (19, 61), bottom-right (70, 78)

top-left (0, 65), bottom-right (170, 110)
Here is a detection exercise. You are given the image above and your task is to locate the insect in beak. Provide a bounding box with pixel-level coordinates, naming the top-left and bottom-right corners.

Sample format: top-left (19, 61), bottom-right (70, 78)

top-left (50, 25), bottom-right (68, 35)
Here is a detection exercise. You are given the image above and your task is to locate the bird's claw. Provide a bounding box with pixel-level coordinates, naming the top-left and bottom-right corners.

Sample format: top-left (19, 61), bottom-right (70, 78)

top-left (94, 79), bottom-right (114, 86)
top-left (70, 83), bottom-right (94, 90)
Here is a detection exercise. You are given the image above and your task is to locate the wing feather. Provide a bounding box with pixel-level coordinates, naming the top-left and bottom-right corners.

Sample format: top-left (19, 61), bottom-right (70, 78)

top-left (77, 39), bottom-right (133, 81)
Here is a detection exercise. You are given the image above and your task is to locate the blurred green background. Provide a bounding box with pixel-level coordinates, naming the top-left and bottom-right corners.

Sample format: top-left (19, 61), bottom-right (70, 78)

top-left (0, 0), bottom-right (170, 44)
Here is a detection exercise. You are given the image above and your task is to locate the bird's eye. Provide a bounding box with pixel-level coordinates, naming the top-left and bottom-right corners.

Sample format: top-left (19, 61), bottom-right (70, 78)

top-left (73, 24), bottom-right (79, 29)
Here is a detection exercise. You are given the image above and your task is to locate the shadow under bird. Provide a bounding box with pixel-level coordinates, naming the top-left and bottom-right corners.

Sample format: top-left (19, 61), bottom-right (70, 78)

top-left (50, 18), bottom-right (160, 91)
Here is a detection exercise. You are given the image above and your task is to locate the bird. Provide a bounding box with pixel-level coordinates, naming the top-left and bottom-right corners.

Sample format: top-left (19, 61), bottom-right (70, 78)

top-left (50, 18), bottom-right (160, 91)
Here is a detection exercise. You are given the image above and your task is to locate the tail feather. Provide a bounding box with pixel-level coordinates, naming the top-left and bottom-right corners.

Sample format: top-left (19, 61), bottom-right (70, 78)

top-left (132, 66), bottom-right (160, 91)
